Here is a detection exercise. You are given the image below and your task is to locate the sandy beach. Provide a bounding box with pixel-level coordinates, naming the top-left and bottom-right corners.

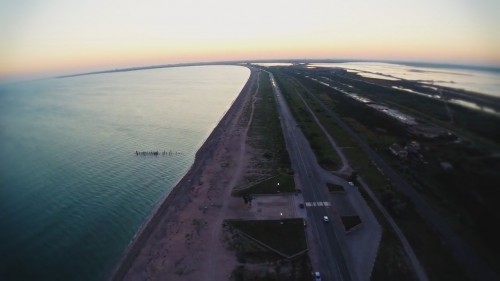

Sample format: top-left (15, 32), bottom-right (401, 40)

top-left (108, 67), bottom-right (258, 281)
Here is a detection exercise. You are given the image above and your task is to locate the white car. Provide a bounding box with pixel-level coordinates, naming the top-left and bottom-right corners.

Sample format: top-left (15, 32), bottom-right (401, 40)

top-left (323, 216), bottom-right (329, 222)
top-left (348, 181), bottom-right (354, 186)
top-left (314, 271), bottom-right (322, 280)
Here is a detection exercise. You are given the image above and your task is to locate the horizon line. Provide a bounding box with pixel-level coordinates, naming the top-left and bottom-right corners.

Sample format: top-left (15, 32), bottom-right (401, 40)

top-left (56, 58), bottom-right (500, 79)
top-left (2, 58), bottom-right (498, 84)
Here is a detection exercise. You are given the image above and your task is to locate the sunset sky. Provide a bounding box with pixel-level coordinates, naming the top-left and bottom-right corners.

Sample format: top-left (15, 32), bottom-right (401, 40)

top-left (1, 0), bottom-right (499, 79)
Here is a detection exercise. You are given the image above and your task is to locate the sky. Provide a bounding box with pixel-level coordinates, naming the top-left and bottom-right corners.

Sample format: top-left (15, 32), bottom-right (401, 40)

top-left (1, 0), bottom-right (499, 79)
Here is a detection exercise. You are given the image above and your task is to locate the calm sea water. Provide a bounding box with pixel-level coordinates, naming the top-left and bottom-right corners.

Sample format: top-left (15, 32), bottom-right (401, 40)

top-left (0, 65), bottom-right (250, 281)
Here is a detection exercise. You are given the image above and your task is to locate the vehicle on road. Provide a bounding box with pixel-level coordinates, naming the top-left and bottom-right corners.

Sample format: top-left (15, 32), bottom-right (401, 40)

top-left (348, 181), bottom-right (354, 186)
top-left (314, 271), bottom-right (322, 280)
top-left (299, 203), bottom-right (304, 208)
top-left (323, 216), bottom-right (329, 222)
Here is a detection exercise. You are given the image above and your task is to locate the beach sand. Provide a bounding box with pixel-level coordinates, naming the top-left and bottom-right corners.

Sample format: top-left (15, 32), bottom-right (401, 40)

top-left (108, 67), bottom-right (259, 281)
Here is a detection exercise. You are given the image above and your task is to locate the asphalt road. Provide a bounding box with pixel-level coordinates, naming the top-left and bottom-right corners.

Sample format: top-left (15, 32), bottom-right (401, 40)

top-left (268, 73), bottom-right (354, 281)
top-left (297, 75), bottom-right (499, 281)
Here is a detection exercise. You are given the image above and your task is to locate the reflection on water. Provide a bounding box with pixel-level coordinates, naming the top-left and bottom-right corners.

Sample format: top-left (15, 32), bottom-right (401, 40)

top-left (341, 68), bottom-right (400, 81)
top-left (0, 65), bottom-right (250, 281)
top-left (309, 62), bottom-right (500, 97)
top-left (367, 104), bottom-right (417, 125)
top-left (449, 99), bottom-right (499, 115)
top-left (308, 76), bottom-right (416, 125)
top-left (392, 86), bottom-right (500, 116)
top-left (392, 86), bottom-right (438, 99)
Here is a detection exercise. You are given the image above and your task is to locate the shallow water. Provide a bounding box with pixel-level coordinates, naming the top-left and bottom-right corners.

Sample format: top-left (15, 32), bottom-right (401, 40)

top-left (0, 65), bottom-right (250, 281)
top-left (310, 62), bottom-right (500, 97)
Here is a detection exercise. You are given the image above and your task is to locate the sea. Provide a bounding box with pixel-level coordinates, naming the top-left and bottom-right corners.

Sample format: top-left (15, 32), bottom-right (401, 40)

top-left (0, 65), bottom-right (250, 281)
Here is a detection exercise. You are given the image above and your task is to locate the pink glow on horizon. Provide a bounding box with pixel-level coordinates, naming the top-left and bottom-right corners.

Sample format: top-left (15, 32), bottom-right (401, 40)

top-left (1, 0), bottom-right (499, 79)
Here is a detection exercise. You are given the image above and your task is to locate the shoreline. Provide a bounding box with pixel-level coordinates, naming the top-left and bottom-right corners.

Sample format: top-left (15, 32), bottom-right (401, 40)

top-left (107, 67), bottom-right (256, 281)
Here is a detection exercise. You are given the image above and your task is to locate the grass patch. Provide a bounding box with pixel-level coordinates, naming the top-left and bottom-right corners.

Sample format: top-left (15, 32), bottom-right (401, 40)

top-left (290, 70), bottom-right (500, 270)
top-left (396, 204), bottom-right (472, 281)
top-left (371, 229), bottom-right (416, 281)
top-left (271, 67), bottom-right (476, 280)
top-left (230, 256), bottom-right (312, 281)
top-left (233, 174), bottom-right (295, 196)
top-left (274, 74), bottom-right (341, 171)
top-left (225, 219), bottom-right (307, 257)
top-left (355, 187), bottom-right (417, 281)
top-left (330, 72), bottom-right (500, 145)
top-left (327, 183), bottom-right (344, 192)
top-left (247, 73), bottom-right (292, 174)
top-left (340, 216), bottom-right (362, 231)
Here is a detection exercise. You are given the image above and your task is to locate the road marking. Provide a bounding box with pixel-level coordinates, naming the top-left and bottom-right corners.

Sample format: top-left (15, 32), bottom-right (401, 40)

top-left (304, 201), bottom-right (331, 207)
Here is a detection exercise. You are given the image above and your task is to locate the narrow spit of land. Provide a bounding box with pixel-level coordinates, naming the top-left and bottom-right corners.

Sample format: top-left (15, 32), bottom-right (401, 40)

top-left (108, 68), bottom-right (258, 281)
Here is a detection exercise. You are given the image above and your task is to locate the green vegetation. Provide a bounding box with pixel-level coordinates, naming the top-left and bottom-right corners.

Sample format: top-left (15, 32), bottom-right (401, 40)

top-left (371, 232), bottom-right (415, 281)
top-left (224, 219), bottom-right (312, 281)
top-left (329, 72), bottom-right (500, 144)
top-left (356, 181), bottom-right (471, 281)
top-left (234, 72), bottom-right (295, 196)
top-left (233, 174), bottom-right (295, 196)
top-left (397, 204), bottom-right (472, 280)
top-left (226, 219), bottom-right (307, 256)
top-left (340, 216), bottom-right (361, 231)
top-left (270, 67), bottom-right (476, 280)
top-left (278, 72), bottom-right (395, 192)
top-left (326, 183), bottom-right (345, 192)
top-left (312, 74), bottom-right (500, 269)
top-left (326, 183), bottom-right (344, 192)
top-left (273, 75), bottom-right (341, 170)
top-left (230, 256), bottom-right (312, 281)
top-left (247, 73), bottom-right (291, 174)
